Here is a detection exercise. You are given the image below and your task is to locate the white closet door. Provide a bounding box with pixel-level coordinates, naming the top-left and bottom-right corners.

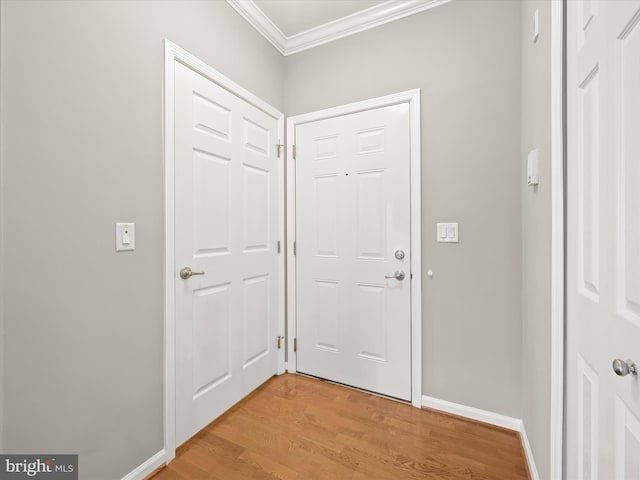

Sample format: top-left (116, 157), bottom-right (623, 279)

top-left (174, 62), bottom-right (279, 445)
top-left (567, 1), bottom-right (640, 477)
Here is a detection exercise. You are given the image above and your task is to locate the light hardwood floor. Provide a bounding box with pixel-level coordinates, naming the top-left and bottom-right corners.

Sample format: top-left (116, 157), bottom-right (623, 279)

top-left (154, 374), bottom-right (529, 480)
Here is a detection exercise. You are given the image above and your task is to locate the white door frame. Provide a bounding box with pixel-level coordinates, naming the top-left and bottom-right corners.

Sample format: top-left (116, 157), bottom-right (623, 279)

top-left (286, 90), bottom-right (423, 408)
top-left (549, 1), bottom-right (564, 478)
top-left (163, 39), bottom-right (286, 461)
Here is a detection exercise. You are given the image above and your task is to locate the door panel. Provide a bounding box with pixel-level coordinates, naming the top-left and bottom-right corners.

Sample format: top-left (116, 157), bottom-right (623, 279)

top-left (193, 150), bottom-right (231, 256)
top-left (243, 274), bottom-right (270, 367)
top-left (356, 283), bottom-right (387, 362)
top-left (577, 354), bottom-right (599, 480)
top-left (356, 170), bottom-right (386, 259)
top-left (295, 104), bottom-right (411, 401)
top-left (614, 396), bottom-right (640, 478)
top-left (567, 1), bottom-right (640, 477)
top-left (620, 9), bottom-right (640, 323)
top-left (192, 283), bottom-right (232, 397)
top-left (174, 62), bottom-right (280, 446)
top-left (577, 66), bottom-right (600, 301)
top-left (243, 164), bottom-right (270, 251)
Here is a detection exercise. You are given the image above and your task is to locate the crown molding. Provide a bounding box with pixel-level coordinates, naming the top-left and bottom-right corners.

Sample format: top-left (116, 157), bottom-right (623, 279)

top-left (227, 0), bottom-right (452, 56)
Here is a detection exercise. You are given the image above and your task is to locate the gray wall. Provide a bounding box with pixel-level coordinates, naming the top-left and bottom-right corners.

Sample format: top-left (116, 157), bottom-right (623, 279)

top-left (521, 1), bottom-right (553, 478)
top-left (0, 1), bottom-right (284, 478)
top-left (284, 0), bottom-right (523, 417)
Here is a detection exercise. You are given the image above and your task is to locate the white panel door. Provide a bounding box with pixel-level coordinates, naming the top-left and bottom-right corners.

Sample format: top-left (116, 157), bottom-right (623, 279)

top-left (295, 104), bottom-right (411, 400)
top-left (174, 62), bottom-right (280, 446)
top-left (567, 1), bottom-right (640, 478)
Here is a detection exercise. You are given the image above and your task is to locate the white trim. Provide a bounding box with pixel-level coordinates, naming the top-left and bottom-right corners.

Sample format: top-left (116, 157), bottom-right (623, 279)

top-left (120, 449), bottom-right (166, 480)
top-left (521, 424), bottom-right (542, 480)
top-left (285, 89), bottom-right (420, 126)
top-left (286, 119), bottom-right (297, 372)
top-left (421, 395), bottom-right (540, 479)
top-left (421, 395), bottom-right (523, 431)
top-left (163, 39), bottom-right (286, 460)
top-left (163, 40), bottom-right (176, 464)
top-left (408, 89), bottom-right (422, 409)
top-left (276, 116), bottom-right (286, 376)
top-left (549, 1), bottom-right (564, 479)
top-left (226, 0), bottom-right (451, 56)
top-left (286, 89), bottom-right (422, 407)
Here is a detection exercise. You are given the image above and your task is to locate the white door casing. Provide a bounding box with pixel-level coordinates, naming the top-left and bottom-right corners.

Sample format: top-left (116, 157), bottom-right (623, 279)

top-left (567, 2), bottom-right (640, 478)
top-left (286, 91), bottom-right (422, 407)
top-left (164, 41), bottom-right (285, 455)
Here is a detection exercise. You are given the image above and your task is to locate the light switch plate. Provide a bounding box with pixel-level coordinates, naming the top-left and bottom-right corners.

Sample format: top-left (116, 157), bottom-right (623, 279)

top-left (437, 223), bottom-right (459, 243)
top-left (115, 222), bottom-right (135, 252)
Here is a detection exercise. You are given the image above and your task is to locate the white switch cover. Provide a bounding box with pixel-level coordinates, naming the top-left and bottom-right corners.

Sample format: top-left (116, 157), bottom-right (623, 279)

top-left (437, 223), bottom-right (459, 243)
top-left (533, 9), bottom-right (539, 43)
top-left (116, 223), bottom-right (135, 252)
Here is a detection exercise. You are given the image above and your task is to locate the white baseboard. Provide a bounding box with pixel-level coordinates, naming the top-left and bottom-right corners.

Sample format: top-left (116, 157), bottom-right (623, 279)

top-left (120, 449), bottom-right (166, 480)
top-left (519, 424), bottom-right (541, 480)
top-left (421, 395), bottom-right (539, 479)
top-left (421, 395), bottom-right (523, 431)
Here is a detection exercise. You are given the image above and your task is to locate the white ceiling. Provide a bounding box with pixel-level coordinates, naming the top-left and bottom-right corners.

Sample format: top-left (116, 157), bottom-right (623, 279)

top-left (253, 0), bottom-right (385, 37)
top-left (227, 0), bottom-right (451, 56)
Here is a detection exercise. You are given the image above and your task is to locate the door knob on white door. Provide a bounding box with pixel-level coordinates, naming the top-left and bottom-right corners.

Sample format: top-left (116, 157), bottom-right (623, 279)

top-left (612, 359), bottom-right (637, 376)
top-left (385, 271), bottom-right (405, 281)
top-left (179, 267), bottom-right (205, 279)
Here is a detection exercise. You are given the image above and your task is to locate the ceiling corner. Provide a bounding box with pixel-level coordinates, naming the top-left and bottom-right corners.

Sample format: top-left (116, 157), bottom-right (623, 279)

top-left (227, 0), bottom-right (452, 57)
top-left (226, 0), bottom-right (287, 55)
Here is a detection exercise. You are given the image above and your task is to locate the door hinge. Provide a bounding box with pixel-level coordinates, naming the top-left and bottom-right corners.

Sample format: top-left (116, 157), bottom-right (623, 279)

top-left (292, 144), bottom-right (296, 160)
top-left (293, 338), bottom-right (297, 353)
top-left (277, 335), bottom-right (283, 349)
top-left (293, 241), bottom-right (296, 256)
top-left (277, 240), bottom-right (281, 254)
top-left (276, 141), bottom-right (284, 158)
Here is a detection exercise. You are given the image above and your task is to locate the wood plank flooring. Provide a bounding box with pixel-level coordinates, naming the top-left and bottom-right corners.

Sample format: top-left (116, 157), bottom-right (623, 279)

top-left (154, 374), bottom-right (529, 480)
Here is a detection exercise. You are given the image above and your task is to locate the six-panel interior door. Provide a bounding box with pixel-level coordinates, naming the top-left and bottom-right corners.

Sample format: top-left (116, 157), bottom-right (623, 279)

top-left (174, 62), bottom-right (280, 446)
top-left (567, 1), bottom-right (640, 477)
top-left (295, 104), bottom-right (411, 401)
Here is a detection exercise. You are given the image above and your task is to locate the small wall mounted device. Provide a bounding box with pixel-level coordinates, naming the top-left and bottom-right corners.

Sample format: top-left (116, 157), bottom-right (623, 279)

top-left (527, 149), bottom-right (539, 186)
